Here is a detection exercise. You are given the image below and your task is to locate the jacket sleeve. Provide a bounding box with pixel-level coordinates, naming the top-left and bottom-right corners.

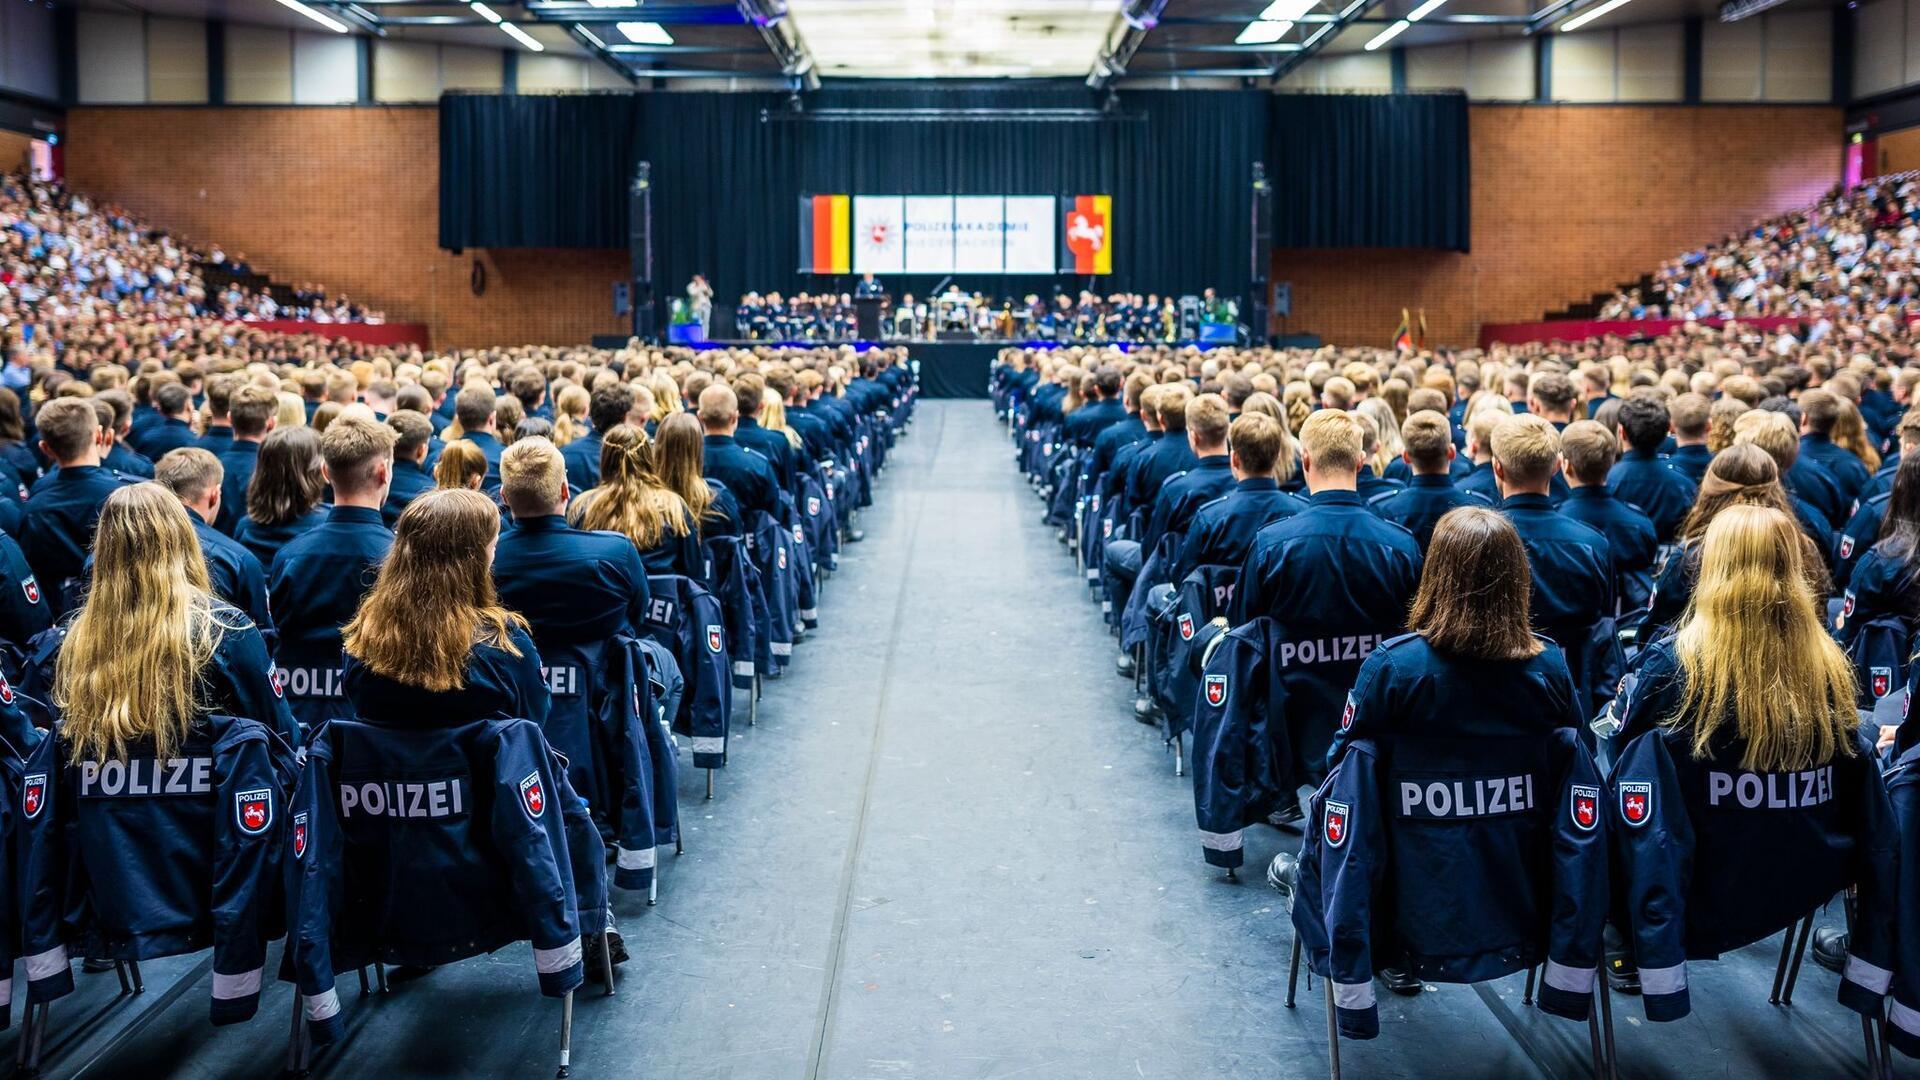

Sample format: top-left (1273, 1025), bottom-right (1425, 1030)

top-left (1190, 632), bottom-right (1254, 869)
top-left (219, 622), bottom-right (298, 748)
top-left (1610, 731), bottom-right (1693, 1021)
top-left (1883, 762), bottom-right (1920, 1057)
top-left (1837, 737), bottom-right (1898, 1018)
top-left (287, 735), bottom-right (343, 1043)
top-left (234, 551), bottom-right (276, 656)
top-left (601, 638), bottom-right (658, 892)
top-left (208, 721), bottom-right (287, 1025)
top-left (489, 720), bottom-right (583, 998)
top-left (687, 591), bottom-right (732, 769)
top-left (12, 732), bottom-right (68, 1004)
top-left (1308, 745), bottom-right (1386, 1040)
top-left (1537, 730), bottom-right (1606, 1022)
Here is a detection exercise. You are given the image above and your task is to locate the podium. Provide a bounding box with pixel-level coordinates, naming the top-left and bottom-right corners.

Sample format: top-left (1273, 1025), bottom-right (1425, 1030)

top-left (855, 295), bottom-right (887, 341)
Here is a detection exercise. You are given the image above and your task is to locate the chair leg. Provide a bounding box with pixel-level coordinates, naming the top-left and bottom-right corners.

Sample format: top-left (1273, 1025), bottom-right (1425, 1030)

top-left (1322, 977), bottom-right (1342, 1080)
top-left (1522, 965), bottom-right (1536, 1007)
top-left (748, 677), bottom-right (758, 728)
top-left (1587, 1004), bottom-right (1605, 1080)
top-left (358, 967), bottom-right (371, 995)
top-left (375, 963), bottom-right (388, 994)
top-left (1598, 978), bottom-right (1618, 1080)
top-left (600, 933), bottom-right (617, 998)
top-left (555, 990), bottom-right (575, 1080)
top-left (648, 876), bottom-right (658, 907)
top-left (128, 959), bottom-right (142, 993)
top-left (705, 769), bottom-right (715, 801)
top-left (21, 1000), bottom-right (47, 1074)
top-left (1173, 733), bottom-right (1184, 778)
top-left (1286, 935), bottom-right (1301, 1009)
top-left (284, 991), bottom-right (313, 1077)
top-left (1780, 912), bottom-right (1816, 1005)
top-left (114, 960), bottom-right (131, 995)
top-left (1770, 921), bottom-right (1797, 1004)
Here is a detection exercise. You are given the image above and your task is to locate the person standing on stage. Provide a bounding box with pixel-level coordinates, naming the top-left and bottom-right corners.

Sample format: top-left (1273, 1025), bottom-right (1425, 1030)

top-left (687, 274), bottom-right (714, 334)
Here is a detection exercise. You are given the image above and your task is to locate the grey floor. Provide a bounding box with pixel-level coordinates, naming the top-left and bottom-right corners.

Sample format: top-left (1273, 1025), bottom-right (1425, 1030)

top-left (34, 401), bottom-right (1895, 1078)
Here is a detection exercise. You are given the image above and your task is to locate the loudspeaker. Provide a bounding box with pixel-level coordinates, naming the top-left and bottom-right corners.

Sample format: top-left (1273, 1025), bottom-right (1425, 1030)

top-left (630, 161), bottom-right (655, 340)
top-left (1249, 161), bottom-right (1273, 344)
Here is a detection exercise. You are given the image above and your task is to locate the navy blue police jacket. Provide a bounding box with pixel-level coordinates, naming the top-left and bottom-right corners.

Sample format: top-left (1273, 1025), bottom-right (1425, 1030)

top-left (17, 713), bottom-right (297, 1023)
top-left (381, 458), bottom-right (435, 527)
top-left (1607, 639), bottom-right (1898, 1022)
top-left (642, 574), bottom-right (730, 769)
top-left (1501, 493), bottom-right (1614, 636)
top-left (342, 627), bottom-right (551, 732)
top-left (493, 515), bottom-right (648, 646)
top-left (1834, 490), bottom-right (1891, 588)
top-left (1607, 450), bottom-right (1697, 543)
top-left (1088, 414), bottom-right (1146, 486)
top-left (136, 417), bottom-right (199, 462)
top-left (1293, 641), bottom-right (1604, 1038)
top-left (1232, 489), bottom-right (1423, 778)
top-left (1368, 473), bottom-right (1489, 551)
top-left (1668, 443), bottom-right (1712, 485)
top-left (1878, 742), bottom-right (1920, 1058)
top-left (286, 716), bottom-right (588, 1043)
top-left (1143, 455), bottom-right (1235, 552)
top-left (191, 514), bottom-right (274, 650)
top-left (214, 440), bottom-right (261, 535)
top-left (561, 430), bottom-right (603, 493)
top-left (0, 531), bottom-right (50, 670)
top-left (702, 435), bottom-right (780, 523)
top-left (0, 457), bottom-right (29, 539)
top-left (197, 425), bottom-right (233, 457)
top-left (235, 505), bottom-right (329, 569)
top-left (268, 506), bottom-right (393, 729)
top-left (1559, 486), bottom-right (1657, 613)
top-left (1190, 617), bottom-right (1291, 868)
top-left (1800, 433), bottom-right (1871, 511)
top-left (1786, 455), bottom-right (1850, 530)
top-left (463, 430), bottom-right (506, 492)
top-left (1170, 478), bottom-right (1306, 585)
top-left (21, 464), bottom-right (134, 616)
top-left (736, 417), bottom-right (797, 495)
top-left (1833, 538), bottom-right (1920, 648)
top-left (1063, 398), bottom-right (1127, 448)
top-left (1456, 460), bottom-right (1498, 504)
top-left (102, 441), bottom-right (152, 480)
top-left (1130, 434), bottom-right (1198, 515)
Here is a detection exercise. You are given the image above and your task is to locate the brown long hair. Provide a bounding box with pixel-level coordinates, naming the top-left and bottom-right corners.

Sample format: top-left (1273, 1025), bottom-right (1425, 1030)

top-left (433, 439), bottom-right (489, 490)
top-left (1676, 444), bottom-right (1794, 543)
top-left (342, 488), bottom-right (525, 692)
top-left (1407, 506), bottom-right (1543, 661)
top-left (56, 483), bottom-right (229, 761)
top-left (247, 425), bottom-right (326, 525)
top-left (570, 424), bottom-right (692, 550)
top-left (654, 412), bottom-right (718, 524)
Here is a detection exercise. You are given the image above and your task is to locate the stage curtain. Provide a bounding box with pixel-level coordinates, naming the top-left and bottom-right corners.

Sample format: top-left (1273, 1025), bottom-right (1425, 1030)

top-left (439, 93), bottom-right (638, 249)
top-left (1267, 92), bottom-right (1471, 251)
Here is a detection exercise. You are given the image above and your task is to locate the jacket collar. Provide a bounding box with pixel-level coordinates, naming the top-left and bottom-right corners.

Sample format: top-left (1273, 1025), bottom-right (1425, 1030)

top-left (1236, 477), bottom-right (1278, 492)
top-left (1409, 473), bottom-right (1453, 488)
top-left (1308, 489), bottom-right (1364, 508)
top-left (1502, 492), bottom-right (1556, 512)
top-left (326, 505), bottom-right (388, 528)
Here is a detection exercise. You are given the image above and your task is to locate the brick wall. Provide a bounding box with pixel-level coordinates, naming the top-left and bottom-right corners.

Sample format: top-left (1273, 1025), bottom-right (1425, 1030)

top-left (0, 130), bottom-right (34, 175)
top-left (63, 107), bottom-right (628, 349)
top-left (66, 102), bottom-right (1841, 350)
top-left (1274, 105), bottom-right (1843, 347)
top-left (1881, 126), bottom-right (1920, 177)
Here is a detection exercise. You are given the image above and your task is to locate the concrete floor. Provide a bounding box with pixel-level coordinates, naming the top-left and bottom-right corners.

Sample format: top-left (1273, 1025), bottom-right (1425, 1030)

top-left (31, 401), bottom-right (1894, 1078)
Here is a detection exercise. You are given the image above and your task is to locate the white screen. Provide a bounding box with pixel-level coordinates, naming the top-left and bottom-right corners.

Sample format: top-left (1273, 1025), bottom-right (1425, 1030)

top-left (852, 195), bottom-right (905, 274)
top-left (1003, 196), bottom-right (1056, 274)
top-left (903, 197), bottom-right (954, 275)
top-left (846, 195), bottom-right (1059, 274)
top-left (952, 196), bottom-right (1006, 274)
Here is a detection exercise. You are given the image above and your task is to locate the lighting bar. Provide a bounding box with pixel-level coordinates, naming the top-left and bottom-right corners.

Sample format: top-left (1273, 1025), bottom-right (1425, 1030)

top-left (501, 21), bottom-right (546, 48)
top-left (575, 23), bottom-right (606, 46)
top-left (617, 19), bottom-right (674, 43)
top-left (470, 1), bottom-right (502, 22)
top-left (1406, 0), bottom-right (1447, 19)
top-left (268, 0), bottom-right (350, 33)
top-left (1559, 0), bottom-right (1632, 31)
top-left (1235, 19), bottom-right (1292, 43)
top-left (1363, 17), bottom-right (1408, 47)
top-left (586, 0), bottom-right (638, 5)
top-left (1259, 0), bottom-right (1318, 17)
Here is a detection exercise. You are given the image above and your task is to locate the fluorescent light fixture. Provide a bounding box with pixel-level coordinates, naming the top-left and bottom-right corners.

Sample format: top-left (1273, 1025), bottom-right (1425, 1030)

top-left (1363, 17), bottom-right (1409, 48)
top-left (575, 23), bottom-right (605, 47)
top-left (500, 21), bottom-right (545, 49)
top-left (617, 20), bottom-right (674, 43)
top-left (1559, 0), bottom-right (1632, 30)
top-left (586, 0), bottom-right (638, 6)
top-left (1258, 0), bottom-right (1317, 18)
top-left (1405, 0), bottom-right (1447, 19)
top-left (470, 1), bottom-right (502, 22)
top-left (269, 0), bottom-right (350, 33)
top-left (1235, 19), bottom-right (1292, 42)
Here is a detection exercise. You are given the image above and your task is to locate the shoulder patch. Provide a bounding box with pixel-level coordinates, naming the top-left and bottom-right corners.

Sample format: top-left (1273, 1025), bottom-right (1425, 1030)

top-left (1323, 800), bottom-right (1351, 848)
top-left (1618, 781), bottom-right (1652, 828)
top-left (22, 773), bottom-right (45, 819)
top-left (21, 576), bottom-right (38, 605)
top-left (518, 771), bottom-right (546, 819)
top-left (1571, 784), bottom-right (1599, 832)
top-left (236, 788), bottom-right (273, 836)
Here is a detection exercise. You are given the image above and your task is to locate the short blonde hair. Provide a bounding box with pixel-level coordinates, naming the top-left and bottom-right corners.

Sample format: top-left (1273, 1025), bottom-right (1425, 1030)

top-left (1559, 419), bottom-right (1617, 485)
top-left (1186, 393), bottom-right (1231, 448)
top-left (155, 446), bottom-right (223, 504)
top-left (499, 435), bottom-right (567, 516)
top-left (1491, 413), bottom-right (1561, 487)
top-left (1298, 410), bottom-right (1362, 475)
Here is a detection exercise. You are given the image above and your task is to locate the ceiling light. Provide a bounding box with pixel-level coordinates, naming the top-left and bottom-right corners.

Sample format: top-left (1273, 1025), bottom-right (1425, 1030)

top-left (500, 21), bottom-right (545, 50)
top-left (617, 20), bottom-right (674, 43)
top-left (575, 23), bottom-right (605, 46)
top-left (1406, 0), bottom-right (1446, 18)
top-left (586, 0), bottom-right (638, 6)
top-left (1258, 0), bottom-right (1317, 18)
top-left (470, 1), bottom-right (502, 23)
top-left (1236, 19), bottom-right (1293, 42)
top-left (268, 0), bottom-right (349, 33)
top-left (1559, 0), bottom-right (1632, 30)
top-left (1363, 17), bottom-right (1409, 47)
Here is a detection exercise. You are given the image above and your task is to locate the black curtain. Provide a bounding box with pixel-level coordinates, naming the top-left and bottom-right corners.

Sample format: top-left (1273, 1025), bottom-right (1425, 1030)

top-left (1267, 92), bottom-right (1471, 251)
top-left (438, 88), bottom-right (1471, 309)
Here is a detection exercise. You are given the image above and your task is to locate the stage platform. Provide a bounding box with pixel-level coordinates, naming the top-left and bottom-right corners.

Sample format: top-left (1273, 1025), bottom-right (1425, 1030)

top-left (592, 335), bottom-right (996, 397)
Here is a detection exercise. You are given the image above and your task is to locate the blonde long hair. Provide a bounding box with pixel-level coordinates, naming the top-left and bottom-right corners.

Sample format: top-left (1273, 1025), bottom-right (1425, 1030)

top-left (1831, 397), bottom-right (1882, 473)
top-left (1669, 504), bottom-right (1857, 772)
top-left (654, 412), bottom-right (718, 525)
top-left (761, 391), bottom-right (804, 451)
top-left (342, 488), bottom-right (525, 692)
top-left (571, 424), bottom-right (692, 550)
top-left (552, 385), bottom-right (591, 447)
top-left (56, 483), bottom-right (232, 762)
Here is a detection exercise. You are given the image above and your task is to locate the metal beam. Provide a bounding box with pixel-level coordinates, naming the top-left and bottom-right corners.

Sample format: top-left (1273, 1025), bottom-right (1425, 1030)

top-left (1137, 42), bottom-right (1304, 52)
top-left (1269, 0), bottom-right (1387, 80)
top-left (606, 44), bottom-right (760, 53)
top-left (524, 3), bottom-right (746, 22)
top-left (568, 23), bottom-right (640, 84)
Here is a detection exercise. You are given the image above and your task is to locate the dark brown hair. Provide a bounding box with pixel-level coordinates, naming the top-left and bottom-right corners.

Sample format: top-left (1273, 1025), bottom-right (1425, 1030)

top-left (1408, 507), bottom-right (1543, 661)
top-left (246, 425), bottom-right (325, 526)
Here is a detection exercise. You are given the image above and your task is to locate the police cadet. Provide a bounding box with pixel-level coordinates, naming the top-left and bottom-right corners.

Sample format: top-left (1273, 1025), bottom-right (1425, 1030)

top-left (451, 385), bottom-right (506, 492)
top-left (1169, 411), bottom-right (1306, 583)
top-left (732, 373), bottom-right (797, 497)
top-left (22, 398), bottom-right (136, 616)
top-left (1558, 420), bottom-right (1657, 613)
top-left (1063, 367), bottom-right (1127, 448)
top-left (1455, 408), bottom-right (1506, 505)
top-left (1833, 453), bottom-right (1920, 645)
top-left (565, 383), bottom-right (639, 493)
top-left (494, 437), bottom-right (649, 643)
top-left (1798, 389), bottom-right (1873, 515)
top-left (268, 416), bottom-right (395, 728)
top-left (139, 383), bottom-right (201, 461)
top-left (1233, 410), bottom-right (1423, 797)
top-left (197, 374), bottom-right (239, 457)
top-left (1667, 393), bottom-right (1714, 484)
top-left (1128, 384), bottom-right (1198, 518)
top-left (697, 384), bottom-right (780, 524)
top-left (1088, 372), bottom-right (1150, 490)
top-left (1732, 410), bottom-right (1838, 563)
top-left (1605, 505), bottom-right (1889, 1003)
top-left (215, 384), bottom-right (278, 536)
top-left (381, 410), bottom-right (437, 527)
top-left (1526, 371), bottom-right (1580, 432)
top-left (51, 482), bottom-right (293, 743)
top-left (155, 447), bottom-right (274, 646)
top-left (234, 426), bottom-right (330, 568)
top-left (1142, 393), bottom-right (1235, 552)
top-left (1349, 409), bottom-right (1403, 504)
top-left (95, 393), bottom-right (154, 479)
top-left (1299, 506), bottom-right (1586, 995)
top-left (1370, 410), bottom-right (1486, 550)
top-left (657, 412), bottom-right (743, 540)
top-left (1835, 409), bottom-right (1920, 587)
top-left (570, 424), bottom-right (704, 577)
top-left (342, 488), bottom-right (549, 729)
top-left (1607, 393), bottom-right (1697, 544)
top-left (1492, 415), bottom-right (1613, 655)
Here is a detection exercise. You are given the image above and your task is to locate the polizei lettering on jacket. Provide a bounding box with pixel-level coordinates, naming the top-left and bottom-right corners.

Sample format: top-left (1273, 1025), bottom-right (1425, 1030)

top-left (274, 666), bottom-right (345, 699)
top-left (1706, 766), bottom-right (1834, 809)
top-left (338, 778), bottom-right (469, 819)
top-left (1276, 635), bottom-right (1385, 668)
top-left (75, 757), bottom-right (214, 797)
top-left (1397, 774), bottom-right (1536, 819)
top-left (540, 665), bottom-right (582, 698)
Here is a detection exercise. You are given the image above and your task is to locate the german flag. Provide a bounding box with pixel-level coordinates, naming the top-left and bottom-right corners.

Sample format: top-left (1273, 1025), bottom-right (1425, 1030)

top-left (1063, 194), bottom-right (1112, 275)
top-left (799, 194), bottom-right (850, 274)
top-left (1392, 308), bottom-right (1414, 353)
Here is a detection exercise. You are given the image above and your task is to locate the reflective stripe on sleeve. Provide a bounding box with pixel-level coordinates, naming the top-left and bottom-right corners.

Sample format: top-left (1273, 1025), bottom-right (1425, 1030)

top-left (616, 845), bottom-right (657, 871)
top-left (691, 737), bottom-right (725, 754)
top-left (1845, 955), bottom-right (1894, 995)
top-left (1543, 960), bottom-right (1594, 995)
top-left (1891, 1000), bottom-right (1920, 1037)
top-left (212, 969), bottom-right (262, 1000)
top-left (732, 661), bottom-right (755, 678)
top-left (22, 947), bottom-right (66, 981)
top-left (1333, 980), bottom-right (1375, 1011)
top-left (532, 937), bottom-right (583, 974)
top-left (1197, 829), bottom-right (1243, 852)
top-left (771, 642), bottom-right (793, 657)
top-left (1639, 962), bottom-right (1686, 996)
top-left (305, 988), bottom-right (341, 1022)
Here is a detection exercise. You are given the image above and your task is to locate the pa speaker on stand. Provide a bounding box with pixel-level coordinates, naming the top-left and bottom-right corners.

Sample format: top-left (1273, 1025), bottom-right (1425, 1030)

top-left (630, 160), bottom-right (656, 342)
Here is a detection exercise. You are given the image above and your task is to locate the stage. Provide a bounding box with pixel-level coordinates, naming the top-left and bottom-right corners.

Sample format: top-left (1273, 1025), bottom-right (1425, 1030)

top-left (592, 335), bottom-right (995, 398)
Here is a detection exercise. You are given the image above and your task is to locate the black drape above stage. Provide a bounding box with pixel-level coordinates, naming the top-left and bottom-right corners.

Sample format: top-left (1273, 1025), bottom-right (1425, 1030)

top-left (439, 87), bottom-right (1470, 309)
